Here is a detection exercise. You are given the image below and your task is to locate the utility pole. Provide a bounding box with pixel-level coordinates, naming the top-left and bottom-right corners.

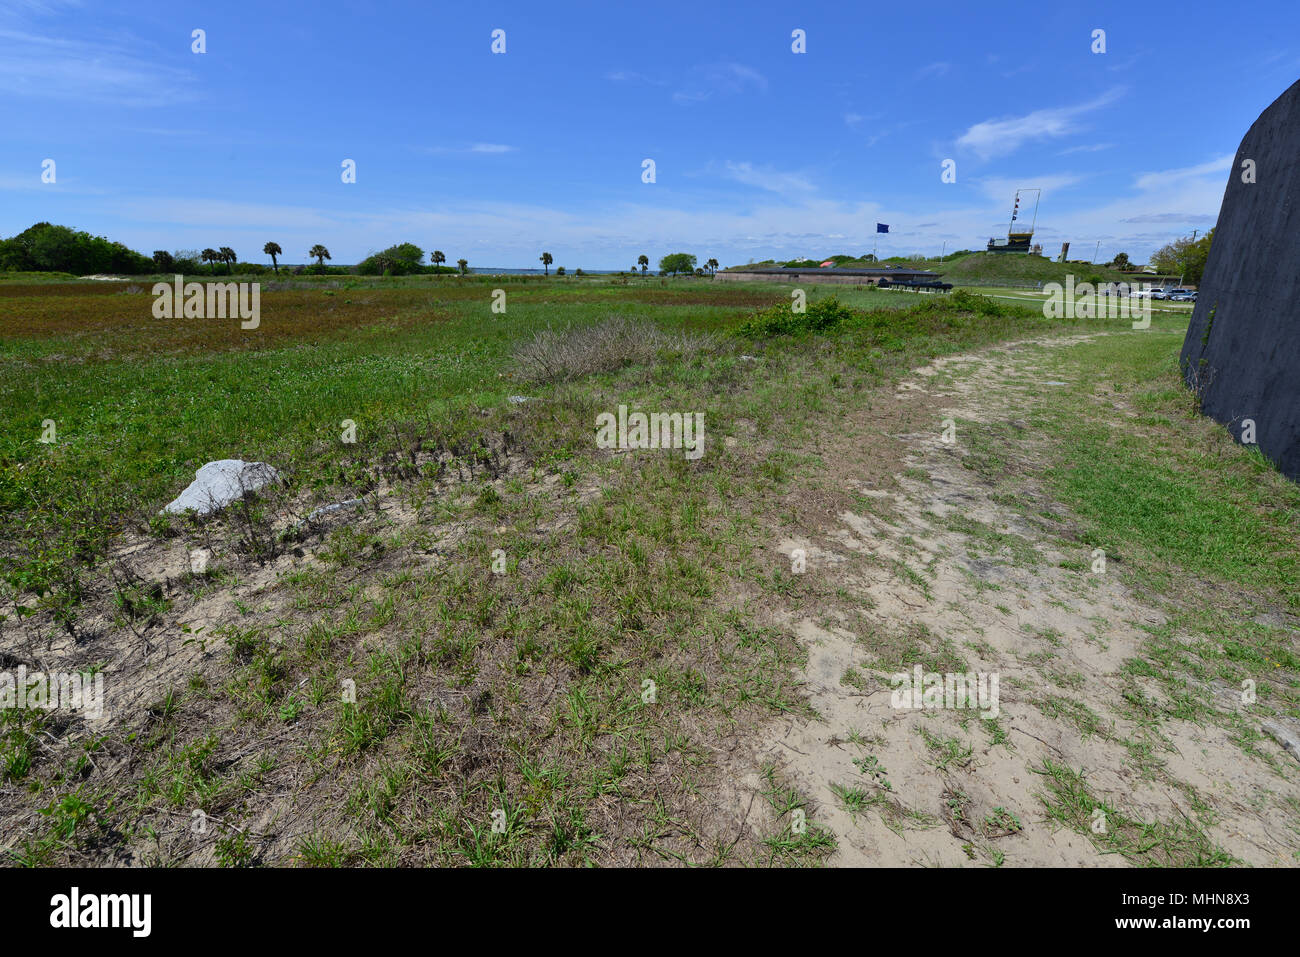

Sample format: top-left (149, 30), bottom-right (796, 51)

top-left (1092, 240), bottom-right (1100, 264)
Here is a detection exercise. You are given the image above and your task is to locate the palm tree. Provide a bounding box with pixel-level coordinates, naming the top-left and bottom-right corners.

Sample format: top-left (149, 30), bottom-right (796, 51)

top-left (308, 245), bottom-right (331, 267)
top-left (637, 254), bottom-right (649, 277)
top-left (539, 251), bottom-right (553, 276)
top-left (263, 242), bottom-right (282, 274)
top-left (218, 247), bottom-right (236, 274)
top-left (431, 249), bottom-right (446, 272)
top-left (457, 258), bottom-right (468, 276)
top-left (201, 248), bottom-right (218, 272)
top-left (706, 257), bottom-right (719, 276)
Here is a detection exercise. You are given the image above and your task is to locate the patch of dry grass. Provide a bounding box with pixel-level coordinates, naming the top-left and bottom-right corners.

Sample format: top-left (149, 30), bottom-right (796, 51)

top-left (513, 315), bottom-right (717, 383)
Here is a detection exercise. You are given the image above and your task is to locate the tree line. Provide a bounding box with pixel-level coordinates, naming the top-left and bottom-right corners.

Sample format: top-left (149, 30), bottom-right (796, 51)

top-left (0, 224), bottom-right (727, 280)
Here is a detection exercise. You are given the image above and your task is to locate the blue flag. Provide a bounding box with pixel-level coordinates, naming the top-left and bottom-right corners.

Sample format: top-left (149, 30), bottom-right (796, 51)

top-left (876, 223), bottom-right (889, 233)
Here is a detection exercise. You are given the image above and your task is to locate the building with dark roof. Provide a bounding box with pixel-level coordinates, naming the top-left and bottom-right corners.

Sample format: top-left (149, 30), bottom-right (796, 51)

top-left (715, 266), bottom-right (949, 288)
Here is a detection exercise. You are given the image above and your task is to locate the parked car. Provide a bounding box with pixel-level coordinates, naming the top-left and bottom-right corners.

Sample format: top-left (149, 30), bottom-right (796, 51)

top-left (1131, 286), bottom-right (1159, 299)
top-left (1168, 289), bottom-right (1197, 302)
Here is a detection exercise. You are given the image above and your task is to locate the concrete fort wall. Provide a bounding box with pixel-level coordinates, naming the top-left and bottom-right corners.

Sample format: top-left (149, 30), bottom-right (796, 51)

top-left (1180, 78), bottom-right (1300, 481)
top-left (715, 271), bottom-right (886, 285)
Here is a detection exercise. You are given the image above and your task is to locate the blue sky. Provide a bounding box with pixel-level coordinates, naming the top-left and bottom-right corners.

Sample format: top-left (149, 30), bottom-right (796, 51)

top-left (3, 0), bottom-right (1298, 268)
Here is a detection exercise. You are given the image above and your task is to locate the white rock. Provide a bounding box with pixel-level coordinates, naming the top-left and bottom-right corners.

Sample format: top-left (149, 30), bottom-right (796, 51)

top-left (162, 459), bottom-right (280, 516)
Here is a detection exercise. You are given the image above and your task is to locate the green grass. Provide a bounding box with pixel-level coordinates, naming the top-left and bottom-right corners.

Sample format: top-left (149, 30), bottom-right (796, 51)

top-left (1029, 330), bottom-right (1300, 606)
top-left (1034, 760), bottom-right (1234, 866)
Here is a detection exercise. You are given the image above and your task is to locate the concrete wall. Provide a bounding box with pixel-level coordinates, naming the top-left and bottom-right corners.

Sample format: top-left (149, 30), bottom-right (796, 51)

top-left (1180, 78), bottom-right (1300, 481)
top-left (715, 271), bottom-right (886, 285)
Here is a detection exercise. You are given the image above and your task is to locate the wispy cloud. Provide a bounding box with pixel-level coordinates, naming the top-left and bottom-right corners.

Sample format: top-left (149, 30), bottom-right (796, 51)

top-left (420, 143), bottom-right (518, 155)
top-left (673, 62), bottom-right (767, 104)
top-left (916, 61), bottom-right (951, 79)
top-left (1133, 155), bottom-right (1232, 191)
top-left (1118, 211), bottom-right (1218, 224)
top-left (722, 161), bottom-right (815, 194)
top-left (975, 174), bottom-right (1084, 204)
top-left (0, 0), bottom-right (84, 16)
top-left (956, 89), bottom-right (1124, 159)
top-left (605, 69), bottom-right (665, 86)
top-left (0, 27), bottom-right (198, 107)
top-left (844, 112), bottom-right (884, 129)
top-left (0, 171), bottom-right (53, 192)
top-left (1058, 143), bottom-right (1114, 155)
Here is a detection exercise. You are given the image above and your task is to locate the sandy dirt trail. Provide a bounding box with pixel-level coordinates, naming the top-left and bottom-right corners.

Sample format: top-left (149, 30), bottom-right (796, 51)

top-left (746, 334), bottom-right (1300, 867)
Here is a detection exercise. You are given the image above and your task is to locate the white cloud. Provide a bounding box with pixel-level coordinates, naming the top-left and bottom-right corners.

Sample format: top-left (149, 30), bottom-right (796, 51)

top-left (722, 161), bottom-right (815, 194)
top-left (0, 27), bottom-right (198, 107)
top-left (1058, 143), bottom-right (1114, 155)
top-left (1133, 155), bottom-right (1232, 191)
top-left (975, 174), bottom-right (1084, 205)
top-left (956, 89), bottom-right (1124, 160)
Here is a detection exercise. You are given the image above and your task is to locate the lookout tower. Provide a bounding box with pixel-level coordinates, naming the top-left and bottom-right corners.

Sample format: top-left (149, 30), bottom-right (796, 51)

top-left (987, 188), bottom-right (1041, 254)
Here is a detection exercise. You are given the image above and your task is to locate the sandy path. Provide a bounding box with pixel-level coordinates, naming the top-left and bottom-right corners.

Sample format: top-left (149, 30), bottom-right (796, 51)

top-left (748, 334), bottom-right (1300, 866)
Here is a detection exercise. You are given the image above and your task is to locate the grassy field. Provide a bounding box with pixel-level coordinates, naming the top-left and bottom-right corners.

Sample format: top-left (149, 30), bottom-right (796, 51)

top-left (1, 274), bottom-right (1292, 867)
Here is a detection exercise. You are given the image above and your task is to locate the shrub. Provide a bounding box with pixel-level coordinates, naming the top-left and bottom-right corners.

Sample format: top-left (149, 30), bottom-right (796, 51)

top-left (947, 288), bottom-right (1013, 317)
top-left (735, 295), bottom-right (856, 338)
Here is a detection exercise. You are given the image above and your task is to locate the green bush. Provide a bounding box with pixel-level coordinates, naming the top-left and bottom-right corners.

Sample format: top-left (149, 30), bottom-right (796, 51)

top-left (735, 295), bottom-right (856, 338)
top-left (947, 288), bottom-right (1013, 317)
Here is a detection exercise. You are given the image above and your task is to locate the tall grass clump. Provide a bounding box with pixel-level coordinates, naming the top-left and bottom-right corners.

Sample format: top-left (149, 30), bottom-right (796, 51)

top-left (513, 315), bottom-right (713, 383)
